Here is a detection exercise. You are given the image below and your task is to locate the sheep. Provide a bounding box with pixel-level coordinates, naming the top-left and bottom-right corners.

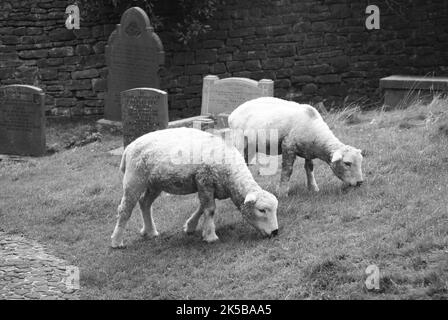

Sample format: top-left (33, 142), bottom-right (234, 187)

top-left (111, 127), bottom-right (279, 248)
top-left (228, 97), bottom-right (364, 196)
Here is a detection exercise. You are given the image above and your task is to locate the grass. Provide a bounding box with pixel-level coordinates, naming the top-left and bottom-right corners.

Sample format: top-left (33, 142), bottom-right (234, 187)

top-left (1, 96), bottom-right (448, 299)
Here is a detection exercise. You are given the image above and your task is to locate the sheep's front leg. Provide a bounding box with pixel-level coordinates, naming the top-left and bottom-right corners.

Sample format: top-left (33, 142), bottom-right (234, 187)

top-left (197, 190), bottom-right (218, 242)
top-left (139, 189), bottom-right (161, 238)
top-left (202, 205), bottom-right (218, 242)
top-left (184, 205), bottom-right (204, 234)
top-left (305, 159), bottom-right (319, 192)
top-left (278, 147), bottom-right (296, 197)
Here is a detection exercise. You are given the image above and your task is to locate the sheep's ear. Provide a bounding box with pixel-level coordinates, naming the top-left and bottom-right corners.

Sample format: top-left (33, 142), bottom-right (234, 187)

top-left (241, 193), bottom-right (257, 217)
top-left (244, 192), bottom-right (257, 204)
top-left (331, 149), bottom-right (343, 163)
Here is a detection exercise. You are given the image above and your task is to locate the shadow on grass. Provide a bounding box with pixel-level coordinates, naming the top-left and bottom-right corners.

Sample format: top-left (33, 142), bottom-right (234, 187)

top-left (116, 220), bottom-right (272, 253)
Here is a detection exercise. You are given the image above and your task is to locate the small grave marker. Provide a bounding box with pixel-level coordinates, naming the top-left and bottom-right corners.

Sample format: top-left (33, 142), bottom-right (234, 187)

top-left (192, 118), bottom-right (215, 131)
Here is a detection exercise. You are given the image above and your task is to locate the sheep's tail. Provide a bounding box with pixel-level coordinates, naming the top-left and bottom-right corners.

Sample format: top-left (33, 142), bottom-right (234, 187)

top-left (119, 148), bottom-right (126, 174)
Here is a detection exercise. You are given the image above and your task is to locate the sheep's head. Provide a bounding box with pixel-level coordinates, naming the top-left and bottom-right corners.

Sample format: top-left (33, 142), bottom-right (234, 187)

top-left (241, 190), bottom-right (279, 237)
top-left (330, 145), bottom-right (364, 187)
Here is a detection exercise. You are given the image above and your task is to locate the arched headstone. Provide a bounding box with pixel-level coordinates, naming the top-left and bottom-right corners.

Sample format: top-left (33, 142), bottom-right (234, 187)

top-left (104, 7), bottom-right (164, 121)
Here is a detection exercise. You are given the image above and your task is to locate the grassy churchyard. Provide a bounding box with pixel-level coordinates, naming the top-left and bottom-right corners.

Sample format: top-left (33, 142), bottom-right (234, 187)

top-left (1, 96), bottom-right (448, 300)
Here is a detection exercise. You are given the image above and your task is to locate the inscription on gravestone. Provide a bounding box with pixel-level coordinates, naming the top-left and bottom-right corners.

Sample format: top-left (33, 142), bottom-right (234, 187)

top-left (105, 7), bottom-right (164, 121)
top-left (121, 88), bottom-right (169, 147)
top-left (0, 85), bottom-right (45, 156)
top-left (201, 76), bottom-right (274, 116)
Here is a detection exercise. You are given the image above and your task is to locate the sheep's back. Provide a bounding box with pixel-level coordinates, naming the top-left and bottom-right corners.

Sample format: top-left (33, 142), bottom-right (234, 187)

top-left (229, 97), bottom-right (323, 138)
top-left (122, 128), bottom-right (245, 195)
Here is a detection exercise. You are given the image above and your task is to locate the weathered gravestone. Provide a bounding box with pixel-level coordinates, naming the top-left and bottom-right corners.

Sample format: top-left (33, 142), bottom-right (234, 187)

top-left (121, 88), bottom-right (169, 147)
top-left (168, 76), bottom-right (274, 130)
top-left (104, 7), bottom-right (164, 121)
top-left (201, 75), bottom-right (274, 116)
top-left (380, 75), bottom-right (448, 109)
top-left (0, 85), bottom-right (45, 156)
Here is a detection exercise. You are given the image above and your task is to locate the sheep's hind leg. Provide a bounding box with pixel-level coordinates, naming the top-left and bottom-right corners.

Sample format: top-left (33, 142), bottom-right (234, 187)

top-left (111, 191), bottom-right (140, 248)
top-left (244, 141), bottom-right (256, 165)
top-left (183, 205), bottom-right (204, 235)
top-left (111, 169), bottom-right (147, 248)
top-left (305, 159), bottom-right (319, 192)
top-left (139, 189), bottom-right (161, 238)
top-left (245, 139), bottom-right (263, 178)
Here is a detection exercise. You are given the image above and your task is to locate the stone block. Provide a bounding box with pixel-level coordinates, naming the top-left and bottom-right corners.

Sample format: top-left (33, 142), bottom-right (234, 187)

top-left (72, 69), bottom-right (99, 79)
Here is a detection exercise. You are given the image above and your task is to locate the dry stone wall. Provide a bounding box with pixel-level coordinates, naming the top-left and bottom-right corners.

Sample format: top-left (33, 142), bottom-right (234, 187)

top-left (159, 0), bottom-right (448, 117)
top-left (1, 0), bottom-right (447, 119)
top-left (0, 0), bottom-right (118, 116)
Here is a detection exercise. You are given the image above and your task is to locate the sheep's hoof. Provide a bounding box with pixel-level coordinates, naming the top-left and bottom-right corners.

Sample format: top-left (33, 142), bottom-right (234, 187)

top-left (184, 222), bottom-right (197, 235)
top-left (202, 234), bottom-right (219, 243)
top-left (308, 185), bottom-right (319, 192)
top-left (140, 228), bottom-right (159, 238)
top-left (183, 224), bottom-right (196, 235)
top-left (111, 240), bottom-right (125, 249)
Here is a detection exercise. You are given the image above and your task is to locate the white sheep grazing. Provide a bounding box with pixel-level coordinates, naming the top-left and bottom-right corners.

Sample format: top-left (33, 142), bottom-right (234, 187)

top-left (111, 127), bottom-right (279, 248)
top-left (228, 97), bottom-right (364, 196)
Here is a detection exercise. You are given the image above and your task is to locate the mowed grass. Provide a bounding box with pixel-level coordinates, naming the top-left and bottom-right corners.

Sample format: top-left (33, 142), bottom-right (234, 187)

top-left (1, 97), bottom-right (448, 300)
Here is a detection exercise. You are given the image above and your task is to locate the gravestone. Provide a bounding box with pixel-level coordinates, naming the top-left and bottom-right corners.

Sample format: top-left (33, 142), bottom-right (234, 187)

top-left (121, 88), bottom-right (169, 147)
top-left (0, 85), bottom-right (45, 156)
top-left (104, 7), bottom-right (164, 121)
top-left (380, 75), bottom-right (448, 109)
top-left (201, 76), bottom-right (274, 116)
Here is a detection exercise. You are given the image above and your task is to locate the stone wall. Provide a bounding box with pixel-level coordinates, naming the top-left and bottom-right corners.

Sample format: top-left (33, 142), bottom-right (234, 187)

top-left (0, 0), bottom-right (119, 116)
top-left (160, 0), bottom-right (448, 118)
top-left (1, 0), bottom-right (447, 119)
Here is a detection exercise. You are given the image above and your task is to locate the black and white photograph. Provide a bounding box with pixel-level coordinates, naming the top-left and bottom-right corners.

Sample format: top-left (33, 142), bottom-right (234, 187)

top-left (0, 0), bottom-right (447, 305)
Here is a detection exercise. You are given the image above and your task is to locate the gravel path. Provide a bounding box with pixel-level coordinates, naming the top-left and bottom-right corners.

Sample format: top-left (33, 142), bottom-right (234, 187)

top-left (0, 232), bottom-right (80, 300)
